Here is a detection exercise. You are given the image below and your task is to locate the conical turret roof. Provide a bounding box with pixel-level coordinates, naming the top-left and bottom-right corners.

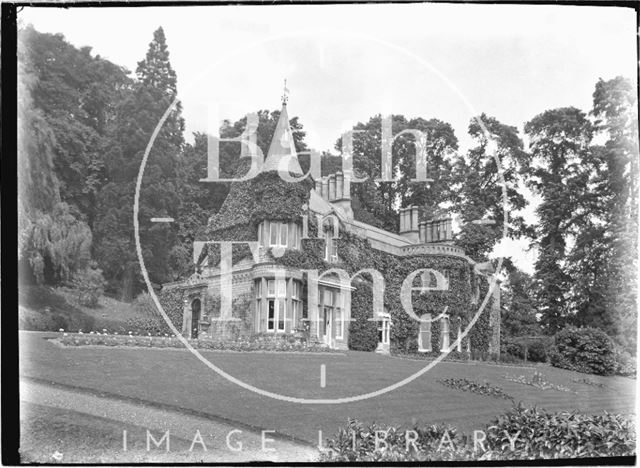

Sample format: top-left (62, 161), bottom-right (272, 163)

top-left (206, 101), bottom-right (309, 237)
top-left (262, 103), bottom-right (303, 175)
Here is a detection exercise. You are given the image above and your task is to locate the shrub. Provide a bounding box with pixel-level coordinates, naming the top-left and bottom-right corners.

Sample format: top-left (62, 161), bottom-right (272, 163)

top-left (132, 292), bottom-right (160, 317)
top-left (68, 262), bottom-right (106, 307)
top-left (550, 327), bottom-right (617, 376)
top-left (320, 405), bottom-right (636, 461)
top-left (613, 349), bottom-right (637, 378)
top-left (124, 316), bottom-right (171, 336)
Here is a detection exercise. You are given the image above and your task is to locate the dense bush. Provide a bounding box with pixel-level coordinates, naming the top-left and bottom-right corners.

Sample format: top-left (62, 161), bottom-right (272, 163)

top-left (613, 349), bottom-right (637, 377)
top-left (68, 262), bottom-right (106, 307)
top-left (320, 405), bottom-right (635, 461)
top-left (124, 316), bottom-right (171, 335)
top-left (550, 327), bottom-right (617, 376)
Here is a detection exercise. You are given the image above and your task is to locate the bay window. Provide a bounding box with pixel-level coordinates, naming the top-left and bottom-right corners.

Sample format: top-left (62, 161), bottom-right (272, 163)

top-left (257, 278), bottom-right (303, 333)
top-left (265, 279), bottom-right (286, 333)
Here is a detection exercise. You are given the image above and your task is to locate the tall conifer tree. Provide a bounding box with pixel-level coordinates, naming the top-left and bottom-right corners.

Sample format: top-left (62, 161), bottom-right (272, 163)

top-left (95, 27), bottom-right (184, 299)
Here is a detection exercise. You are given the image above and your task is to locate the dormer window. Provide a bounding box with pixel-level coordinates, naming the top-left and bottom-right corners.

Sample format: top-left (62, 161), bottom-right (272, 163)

top-left (270, 222), bottom-right (288, 247)
top-left (258, 221), bottom-right (301, 250)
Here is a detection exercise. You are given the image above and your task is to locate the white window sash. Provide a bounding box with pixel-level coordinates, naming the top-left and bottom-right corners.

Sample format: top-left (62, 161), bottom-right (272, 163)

top-left (336, 308), bottom-right (343, 339)
top-left (277, 299), bottom-right (286, 332)
top-left (418, 314), bottom-right (432, 352)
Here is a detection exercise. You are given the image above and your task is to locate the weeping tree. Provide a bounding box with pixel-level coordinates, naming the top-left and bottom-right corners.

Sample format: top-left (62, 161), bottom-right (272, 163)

top-left (27, 202), bottom-right (93, 285)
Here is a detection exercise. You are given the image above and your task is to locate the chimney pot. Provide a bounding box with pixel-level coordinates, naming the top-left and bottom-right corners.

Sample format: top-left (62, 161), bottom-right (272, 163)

top-left (328, 174), bottom-right (336, 201)
top-left (411, 206), bottom-right (419, 232)
top-left (336, 172), bottom-right (344, 199)
top-left (321, 177), bottom-right (328, 200)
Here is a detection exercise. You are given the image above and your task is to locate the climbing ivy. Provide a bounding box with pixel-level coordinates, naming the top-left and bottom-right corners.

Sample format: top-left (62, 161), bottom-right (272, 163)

top-left (179, 166), bottom-right (495, 352)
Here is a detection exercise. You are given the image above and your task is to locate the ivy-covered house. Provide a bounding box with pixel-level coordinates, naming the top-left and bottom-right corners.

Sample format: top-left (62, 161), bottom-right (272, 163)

top-left (162, 100), bottom-right (501, 356)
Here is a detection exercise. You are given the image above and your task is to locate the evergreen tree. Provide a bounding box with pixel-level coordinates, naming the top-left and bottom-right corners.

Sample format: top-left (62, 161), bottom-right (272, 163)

top-left (94, 27), bottom-right (184, 299)
top-left (587, 77), bottom-right (638, 351)
top-left (523, 107), bottom-right (594, 333)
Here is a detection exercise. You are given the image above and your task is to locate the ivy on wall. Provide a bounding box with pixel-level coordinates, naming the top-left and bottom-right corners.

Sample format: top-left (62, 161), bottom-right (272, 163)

top-left (348, 282), bottom-right (380, 351)
top-left (171, 167), bottom-right (495, 351)
top-left (277, 221), bottom-right (493, 353)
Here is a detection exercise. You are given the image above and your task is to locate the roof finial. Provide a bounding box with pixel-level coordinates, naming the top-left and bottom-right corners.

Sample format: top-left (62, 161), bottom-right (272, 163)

top-left (281, 78), bottom-right (289, 105)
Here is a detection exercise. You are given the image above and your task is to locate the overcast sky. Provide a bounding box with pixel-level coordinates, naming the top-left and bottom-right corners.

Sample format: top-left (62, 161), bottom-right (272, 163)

top-left (19, 3), bottom-right (638, 273)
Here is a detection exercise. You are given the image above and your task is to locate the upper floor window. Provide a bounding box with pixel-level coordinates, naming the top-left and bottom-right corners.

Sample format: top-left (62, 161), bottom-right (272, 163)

top-left (324, 226), bottom-right (338, 262)
top-left (270, 222), bottom-right (288, 247)
top-left (259, 221), bottom-right (301, 250)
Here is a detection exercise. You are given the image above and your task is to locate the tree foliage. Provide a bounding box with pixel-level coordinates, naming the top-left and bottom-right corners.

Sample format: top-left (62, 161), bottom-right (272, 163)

top-left (452, 114), bottom-right (530, 262)
top-left (93, 27), bottom-right (184, 299)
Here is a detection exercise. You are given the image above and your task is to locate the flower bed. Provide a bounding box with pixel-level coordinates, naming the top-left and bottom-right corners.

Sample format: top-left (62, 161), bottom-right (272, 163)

top-left (53, 331), bottom-right (339, 353)
top-left (438, 378), bottom-right (513, 400)
top-left (571, 377), bottom-right (606, 388)
top-left (503, 371), bottom-right (575, 393)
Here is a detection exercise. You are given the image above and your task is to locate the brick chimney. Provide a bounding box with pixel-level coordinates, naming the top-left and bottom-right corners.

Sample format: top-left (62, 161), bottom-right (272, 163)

top-left (424, 216), bottom-right (453, 243)
top-left (315, 172), bottom-right (353, 219)
top-left (399, 205), bottom-right (420, 243)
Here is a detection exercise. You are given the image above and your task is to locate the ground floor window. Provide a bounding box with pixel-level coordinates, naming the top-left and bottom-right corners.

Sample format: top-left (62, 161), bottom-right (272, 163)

top-left (256, 278), bottom-right (302, 333)
top-left (265, 298), bottom-right (286, 332)
top-left (377, 316), bottom-right (390, 345)
top-left (317, 286), bottom-right (343, 342)
top-left (335, 308), bottom-right (344, 339)
top-left (440, 315), bottom-right (450, 351)
top-left (418, 313), bottom-right (431, 352)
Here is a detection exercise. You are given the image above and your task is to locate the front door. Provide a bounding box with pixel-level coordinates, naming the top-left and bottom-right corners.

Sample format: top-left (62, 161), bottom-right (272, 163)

top-left (323, 306), bottom-right (332, 346)
top-left (191, 299), bottom-right (201, 338)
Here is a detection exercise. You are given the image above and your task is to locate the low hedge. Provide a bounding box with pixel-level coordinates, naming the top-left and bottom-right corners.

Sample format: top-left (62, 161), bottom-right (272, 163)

top-left (320, 405), bottom-right (635, 461)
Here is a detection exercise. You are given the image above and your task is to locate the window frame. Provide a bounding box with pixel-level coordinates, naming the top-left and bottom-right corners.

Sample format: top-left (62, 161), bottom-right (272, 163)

top-left (335, 307), bottom-right (344, 339)
top-left (418, 313), bottom-right (432, 352)
top-left (440, 315), bottom-right (450, 351)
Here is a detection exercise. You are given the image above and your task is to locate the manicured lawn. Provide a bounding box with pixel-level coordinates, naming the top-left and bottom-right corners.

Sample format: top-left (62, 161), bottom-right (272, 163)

top-left (19, 332), bottom-right (636, 444)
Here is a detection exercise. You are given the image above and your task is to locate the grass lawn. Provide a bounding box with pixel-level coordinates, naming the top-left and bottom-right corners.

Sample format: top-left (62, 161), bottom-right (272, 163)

top-left (20, 331), bottom-right (636, 444)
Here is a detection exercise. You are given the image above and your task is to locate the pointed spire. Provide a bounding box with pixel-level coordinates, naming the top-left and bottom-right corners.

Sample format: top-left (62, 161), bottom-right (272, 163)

top-left (282, 78), bottom-right (289, 105)
top-left (262, 95), bottom-right (303, 175)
